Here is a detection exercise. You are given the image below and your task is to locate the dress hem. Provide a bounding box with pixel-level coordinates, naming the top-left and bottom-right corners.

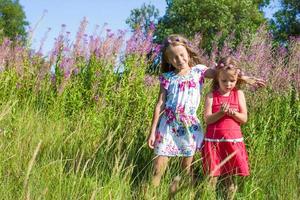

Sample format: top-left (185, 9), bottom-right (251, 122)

top-left (154, 152), bottom-right (195, 157)
top-left (205, 173), bottom-right (250, 177)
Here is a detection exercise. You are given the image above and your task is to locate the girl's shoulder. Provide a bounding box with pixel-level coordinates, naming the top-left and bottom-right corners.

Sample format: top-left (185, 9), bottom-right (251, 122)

top-left (159, 71), bottom-right (175, 90)
top-left (192, 64), bottom-right (208, 72)
top-left (233, 88), bottom-right (244, 95)
top-left (205, 91), bottom-right (213, 98)
top-left (236, 89), bottom-right (245, 97)
top-left (192, 65), bottom-right (208, 79)
top-left (160, 71), bottom-right (174, 79)
top-left (232, 88), bottom-right (246, 102)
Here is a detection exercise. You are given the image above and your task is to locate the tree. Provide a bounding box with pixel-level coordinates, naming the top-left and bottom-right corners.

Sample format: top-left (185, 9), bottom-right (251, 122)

top-left (126, 3), bottom-right (160, 34)
top-left (271, 0), bottom-right (300, 42)
top-left (0, 0), bottom-right (28, 41)
top-left (155, 0), bottom-right (267, 52)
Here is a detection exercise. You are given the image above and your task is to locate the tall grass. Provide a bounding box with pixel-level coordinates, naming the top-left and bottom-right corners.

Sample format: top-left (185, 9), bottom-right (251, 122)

top-left (0, 20), bottom-right (299, 199)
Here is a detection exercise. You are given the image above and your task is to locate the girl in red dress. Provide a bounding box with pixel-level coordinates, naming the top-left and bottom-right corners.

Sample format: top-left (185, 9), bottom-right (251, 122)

top-left (202, 56), bottom-right (249, 199)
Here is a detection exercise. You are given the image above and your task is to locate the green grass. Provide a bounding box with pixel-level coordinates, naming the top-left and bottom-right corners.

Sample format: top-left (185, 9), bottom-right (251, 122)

top-left (0, 58), bottom-right (299, 199)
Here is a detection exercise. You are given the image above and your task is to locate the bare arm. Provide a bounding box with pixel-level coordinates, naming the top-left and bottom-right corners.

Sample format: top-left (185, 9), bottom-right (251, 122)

top-left (228, 90), bottom-right (248, 124)
top-left (204, 68), bottom-right (216, 79)
top-left (204, 67), bottom-right (266, 87)
top-left (204, 93), bottom-right (226, 125)
top-left (240, 75), bottom-right (266, 87)
top-left (204, 90), bottom-right (248, 125)
top-left (147, 85), bottom-right (167, 149)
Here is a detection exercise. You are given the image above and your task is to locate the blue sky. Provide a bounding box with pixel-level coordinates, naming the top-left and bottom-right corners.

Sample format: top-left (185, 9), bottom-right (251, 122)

top-left (19, 0), bottom-right (280, 55)
top-left (19, 0), bottom-right (167, 54)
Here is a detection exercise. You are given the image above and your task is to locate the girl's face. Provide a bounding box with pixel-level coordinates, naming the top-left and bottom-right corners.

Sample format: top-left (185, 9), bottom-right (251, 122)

top-left (217, 70), bottom-right (238, 94)
top-left (166, 45), bottom-right (190, 71)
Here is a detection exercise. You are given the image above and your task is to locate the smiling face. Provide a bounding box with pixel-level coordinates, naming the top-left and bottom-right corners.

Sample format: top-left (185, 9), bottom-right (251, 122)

top-left (165, 45), bottom-right (190, 72)
top-left (217, 69), bottom-right (238, 94)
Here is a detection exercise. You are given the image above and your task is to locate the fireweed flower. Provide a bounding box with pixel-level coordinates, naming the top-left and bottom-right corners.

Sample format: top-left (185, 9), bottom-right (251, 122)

top-left (94, 95), bottom-right (99, 102)
top-left (125, 23), bottom-right (156, 56)
top-left (60, 57), bottom-right (75, 79)
top-left (0, 38), bottom-right (12, 71)
top-left (38, 27), bottom-right (51, 55)
top-left (50, 27), bottom-right (66, 64)
top-left (144, 74), bottom-right (158, 87)
top-left (73, 68), bottom-right (79, 75)
top-left (73, 17), bottom-right (89, 58)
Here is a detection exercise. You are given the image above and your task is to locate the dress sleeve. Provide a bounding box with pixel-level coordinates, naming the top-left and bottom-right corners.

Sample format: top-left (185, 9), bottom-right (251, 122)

top-left (194, 64), bottom-right (208, 85)
top-left (159, 74), bottom-right (170, 90)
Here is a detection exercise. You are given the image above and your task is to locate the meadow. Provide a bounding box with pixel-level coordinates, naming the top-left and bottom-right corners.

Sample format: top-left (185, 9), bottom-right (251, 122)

top-left (0, 20), bottom-right (299, 199)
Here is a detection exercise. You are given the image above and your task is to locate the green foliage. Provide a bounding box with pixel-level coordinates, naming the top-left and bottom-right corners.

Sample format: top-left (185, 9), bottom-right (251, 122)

top-left (0, 0), bottom-right (28, 41)
top-left (270, 0), bottom-right (300, 42)
top-left (0, 18), bottom-right (299, 199)
top-left (126, 3), bottom-right (160, 34)
top-left (0, 53), bottom-right (160, 199)
top-left (155, 0), bottom-right (267, 52)
top-left (0, 34), bottom-right (299, 199)
top-left (0, 74), bottom-right (299, 199)
top-left (256, 0), bottom-right (271, 8)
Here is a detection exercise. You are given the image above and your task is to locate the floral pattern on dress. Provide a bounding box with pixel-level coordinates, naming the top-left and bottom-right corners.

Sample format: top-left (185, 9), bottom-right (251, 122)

top-left (154, 65), bottom-right (207, 157)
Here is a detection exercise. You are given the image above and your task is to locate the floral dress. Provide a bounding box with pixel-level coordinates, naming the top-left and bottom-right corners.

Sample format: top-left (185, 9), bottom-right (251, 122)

top-left (154, 65), bottom-right (207, 157)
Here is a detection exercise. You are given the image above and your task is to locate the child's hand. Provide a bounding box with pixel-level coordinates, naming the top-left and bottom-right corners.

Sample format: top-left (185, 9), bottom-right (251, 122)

top-left (244, 77), bottom-right (266, 87)
top-left (226, 108), bottom-right (237, 116)
top-left (220, 103), bottom-right (230, 114)
top-left (220, 103), bottom-right (237, 116)
top-left (147, 133), bottom-right (156, 149)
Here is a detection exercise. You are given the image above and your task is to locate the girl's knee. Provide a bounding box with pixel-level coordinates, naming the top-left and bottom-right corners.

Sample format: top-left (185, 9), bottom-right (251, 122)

top-left (152, 164), bottom-right (165, 187)
top-left (181, 164), bottom-right (192, 173)
top-left (181, 157), bottom-right (193, 171)
top-left (153, 166), bottom-right (165, 176)
top-left (228, 182), bottom-right (237, 192)
top-left (223, 176), bottom-right (235, 187)
top-left (151, 156), bottom-right (169, 187)
top-left (209, 177), bottom-right (218, 187)
top-left (154, 157), bottom-right (168, 173)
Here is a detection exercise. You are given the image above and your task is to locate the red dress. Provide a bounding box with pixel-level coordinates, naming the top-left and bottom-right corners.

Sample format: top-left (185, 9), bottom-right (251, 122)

top-left (202, 88), bottom-right (249, 176)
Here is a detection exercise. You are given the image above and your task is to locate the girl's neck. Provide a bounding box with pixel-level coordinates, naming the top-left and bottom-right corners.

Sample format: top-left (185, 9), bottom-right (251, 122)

top-left (217, 88), bottom-right (232, 96)
top-left (175, 67), bottom-right (191, 76)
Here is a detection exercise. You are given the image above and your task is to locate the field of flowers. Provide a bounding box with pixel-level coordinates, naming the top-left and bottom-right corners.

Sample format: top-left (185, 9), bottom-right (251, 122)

top-left (0, 19), bottom-right (299, 199)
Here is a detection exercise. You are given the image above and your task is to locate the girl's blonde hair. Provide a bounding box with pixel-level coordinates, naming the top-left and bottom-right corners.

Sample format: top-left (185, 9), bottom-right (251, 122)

top-left (160, 34), bottom-right (203, 73)
top-left (212, 56), bottom-right (244, 91)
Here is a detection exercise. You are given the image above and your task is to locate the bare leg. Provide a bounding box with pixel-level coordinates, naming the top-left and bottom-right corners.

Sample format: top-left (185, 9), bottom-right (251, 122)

top-left (169, 157), bottom-right (194, 199)
top-left (223, 176), bottom-right (237, 200)
top-left (209, 176), bottom-right (218, 191)
top-left (207, 176), bottom-right (218, 200)
top-left (181, 156), bottom-right (194, 174)
top-left (152, 156), bottom-right (169, 187)
top-left (181, 156), bottom-right (195, 184)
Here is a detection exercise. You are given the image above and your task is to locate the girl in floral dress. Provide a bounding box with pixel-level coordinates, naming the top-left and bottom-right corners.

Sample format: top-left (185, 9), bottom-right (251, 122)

top-left (147, 35), bottom-right (264, 188)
